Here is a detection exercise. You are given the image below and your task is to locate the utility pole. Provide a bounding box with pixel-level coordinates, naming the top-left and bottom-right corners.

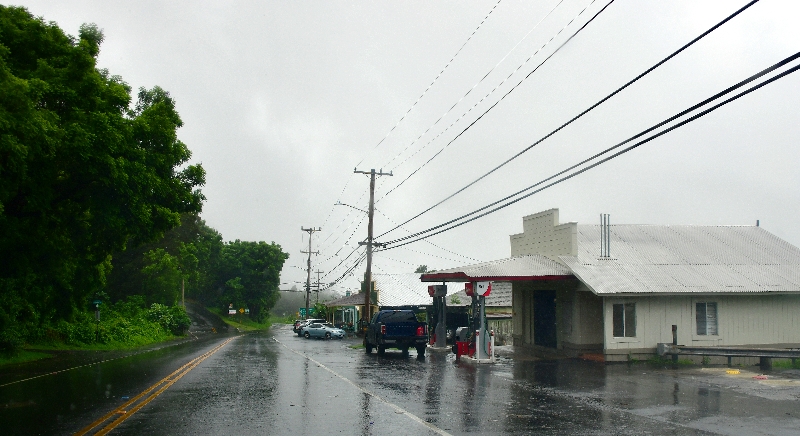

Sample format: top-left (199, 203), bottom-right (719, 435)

top-left (354, 168), bottom-right (392, 330)
top-left (301, 226), bottom-right (321, 319)
top-left (314, 270), bottom-right (324, 305)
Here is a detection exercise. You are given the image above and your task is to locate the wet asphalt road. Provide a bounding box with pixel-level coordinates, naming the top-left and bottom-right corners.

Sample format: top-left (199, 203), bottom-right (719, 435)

top-left (3, 325), bottom-right (800, 435)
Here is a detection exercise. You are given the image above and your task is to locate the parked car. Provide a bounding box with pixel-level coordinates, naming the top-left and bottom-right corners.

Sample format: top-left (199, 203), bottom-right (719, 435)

top-left (301, 323), bottom-right (345, 339)
top-left (364, 310), bottom-right (428, 357)
top-left (295, 318), bottom-right (326, 335)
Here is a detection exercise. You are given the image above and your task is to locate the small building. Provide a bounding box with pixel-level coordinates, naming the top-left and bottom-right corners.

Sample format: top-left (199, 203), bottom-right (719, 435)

top-left (422, 208), bottom-right (800, 362)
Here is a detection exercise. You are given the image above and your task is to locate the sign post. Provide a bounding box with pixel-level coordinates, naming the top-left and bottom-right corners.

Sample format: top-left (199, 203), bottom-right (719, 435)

top-left (93, 299), bottom-right (101, 342)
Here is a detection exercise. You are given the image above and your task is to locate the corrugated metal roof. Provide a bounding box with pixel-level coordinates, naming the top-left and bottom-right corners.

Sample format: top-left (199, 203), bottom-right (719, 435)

top-left (562, 225), bottom-right (800, 295)
top-left (324, 292), bottom-right (370, 307)
top-left (446, 281), bottom-right (512, 307)
top-left (420, 255), bottom-right (571, 282)
top-left (373, 273), bottom-right (435, 306)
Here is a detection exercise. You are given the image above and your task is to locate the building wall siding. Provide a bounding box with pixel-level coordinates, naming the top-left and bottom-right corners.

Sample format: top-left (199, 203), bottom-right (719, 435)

top-left (603, 294), bottom-right (800, 356)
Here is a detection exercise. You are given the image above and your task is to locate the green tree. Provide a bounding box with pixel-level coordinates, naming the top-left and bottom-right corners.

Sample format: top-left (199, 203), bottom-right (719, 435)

top-left (414, 265), bottom-right (428, 273)
top-left (215, 241), bottom-right (288, 323)
top-left (0, 7), bottom-right (204, 351)
top-left (141, 248), bottom-right (181, 305)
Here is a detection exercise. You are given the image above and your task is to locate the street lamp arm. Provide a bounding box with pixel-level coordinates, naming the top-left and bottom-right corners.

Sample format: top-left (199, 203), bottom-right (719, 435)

top-left (335, 201), bottom-right (368, 214)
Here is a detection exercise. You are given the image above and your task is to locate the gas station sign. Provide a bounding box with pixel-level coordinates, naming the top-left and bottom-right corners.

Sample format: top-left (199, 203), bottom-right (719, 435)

top-left (476, 281), bottom-right (492, 296)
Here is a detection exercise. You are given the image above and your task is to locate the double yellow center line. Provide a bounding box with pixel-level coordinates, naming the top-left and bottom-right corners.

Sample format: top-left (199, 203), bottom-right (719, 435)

top-left (75, 336), bottom-right (238, 436)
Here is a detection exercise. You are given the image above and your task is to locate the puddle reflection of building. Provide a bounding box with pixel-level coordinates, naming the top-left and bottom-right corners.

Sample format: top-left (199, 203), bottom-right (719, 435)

top-left (696, 387), bottom-right (721, 415)
top-left (505, 359), bottom-right (615, 431)
top-left (458, 362), bottom-right (479, 430)
top-left (422, 352), bottom-right (446, 427)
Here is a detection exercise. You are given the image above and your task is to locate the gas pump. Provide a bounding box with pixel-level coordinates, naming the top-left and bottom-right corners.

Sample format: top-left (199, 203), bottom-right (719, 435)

top-left (428, 284), bottom-right (447, 348)
top-left (461, 282), bottom-right (492, 360)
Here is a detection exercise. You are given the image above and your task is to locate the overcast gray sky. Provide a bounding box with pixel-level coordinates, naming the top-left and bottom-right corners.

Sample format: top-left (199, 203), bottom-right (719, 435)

top-left (13, 0), bottom-right (800, 294)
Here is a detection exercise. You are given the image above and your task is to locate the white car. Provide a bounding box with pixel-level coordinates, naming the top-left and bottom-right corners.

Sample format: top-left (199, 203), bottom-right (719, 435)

top-left (301, 323), bottom-right (345, 339)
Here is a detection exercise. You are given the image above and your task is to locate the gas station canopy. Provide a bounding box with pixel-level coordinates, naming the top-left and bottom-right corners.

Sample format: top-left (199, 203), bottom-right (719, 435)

top-left (419, 255), bottom-right (573, 283)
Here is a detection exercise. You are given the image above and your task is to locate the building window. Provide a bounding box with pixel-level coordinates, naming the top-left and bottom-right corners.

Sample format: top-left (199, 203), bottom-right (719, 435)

top-left (612, 303), bottom-right (636, 337)
top-left (696, 302), bottom-right (718, 336)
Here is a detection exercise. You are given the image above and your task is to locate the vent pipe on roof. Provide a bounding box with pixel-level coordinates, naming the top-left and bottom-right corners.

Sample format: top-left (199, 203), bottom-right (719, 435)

top-left (756, 219), bottom-right (760, 227)
top-left (600, 214), bottom-right (610, 258)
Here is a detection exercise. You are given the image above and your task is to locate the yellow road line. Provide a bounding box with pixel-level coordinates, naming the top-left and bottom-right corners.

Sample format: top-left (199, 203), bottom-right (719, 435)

top-left (75, 336), bottom-right (237, 436)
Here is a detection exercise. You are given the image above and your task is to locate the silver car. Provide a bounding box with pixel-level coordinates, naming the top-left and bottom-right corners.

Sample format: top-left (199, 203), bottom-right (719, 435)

top-left (301, 323), bottom-right (345, 339)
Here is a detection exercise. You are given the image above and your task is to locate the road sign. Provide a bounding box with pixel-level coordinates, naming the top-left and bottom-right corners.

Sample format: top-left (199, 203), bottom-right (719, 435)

top-left (299, 307), bottom-right (317, 317)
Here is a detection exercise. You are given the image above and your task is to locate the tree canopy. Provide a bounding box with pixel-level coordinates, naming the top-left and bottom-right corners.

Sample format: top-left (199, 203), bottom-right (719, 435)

top-left (0, 6), bottom-right (204, 349)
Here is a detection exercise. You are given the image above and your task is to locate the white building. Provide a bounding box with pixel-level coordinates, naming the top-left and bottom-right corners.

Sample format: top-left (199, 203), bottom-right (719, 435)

top-left (422, 208), bottom-right (800, 362)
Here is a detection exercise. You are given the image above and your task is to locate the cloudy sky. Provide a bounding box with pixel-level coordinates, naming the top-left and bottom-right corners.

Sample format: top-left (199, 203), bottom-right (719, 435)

top-left (13, 0), bottom-right (800, 294)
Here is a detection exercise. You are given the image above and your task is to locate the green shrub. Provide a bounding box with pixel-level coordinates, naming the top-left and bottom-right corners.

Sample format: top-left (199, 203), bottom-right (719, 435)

top-left (0, 325), bottom-right (24, 357)
top-left (146, 303), bottom-right (190, 335)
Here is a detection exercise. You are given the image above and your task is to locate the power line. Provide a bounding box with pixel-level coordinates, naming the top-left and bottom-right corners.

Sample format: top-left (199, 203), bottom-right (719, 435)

top-left (380, 52), bottom-right (800, 249)
top-left (376, 0), bottom-right (613, 205)
top-left (376, 0), bottom-right (568, 172)
top-left (377, 0), bottom-right (758, 239)
top-left (372, 206), bottom-right (481, 263)
top-left (354, 0), bottom-right (504, 169)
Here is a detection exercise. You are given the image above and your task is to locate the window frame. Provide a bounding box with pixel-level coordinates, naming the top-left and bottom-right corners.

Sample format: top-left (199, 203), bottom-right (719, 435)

top-left (695, 301), bottom-right (719, 337)
top-left (612, 302), bottom-right (637, 338)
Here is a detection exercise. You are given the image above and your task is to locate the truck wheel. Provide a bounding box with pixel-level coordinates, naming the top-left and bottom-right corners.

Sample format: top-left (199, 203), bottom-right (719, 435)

top-left (401, 347), bottom-right (409, 357)
top-left (377, 345), bottom-right (385, 355)
top-left (365, 342), bottom-right (373, 354)
top-left (416, 346), bottom-right (426, 357)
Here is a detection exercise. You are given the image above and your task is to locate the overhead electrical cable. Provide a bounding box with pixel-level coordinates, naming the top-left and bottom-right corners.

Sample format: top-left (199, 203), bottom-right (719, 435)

top-left (325, 0), bottom-right (503, 243)
top-left (377, 0), bottom-right (568, 172)
top-left (317, 212), bottom-right (366, 261)
top-left (372, 207), bottom-right (481, 263)
top-left (376, 0), bottom-right (614, 204)
top-left (320, 240), bottom-right (365, 278)
top-left (321, 251), bottom-right (367, 290)
top-left (354, 0), bottom-right (504, 169)
top-left (377, 0), bottom-right (759, 239)
top-left (379, 52), bottom-right (800, 249)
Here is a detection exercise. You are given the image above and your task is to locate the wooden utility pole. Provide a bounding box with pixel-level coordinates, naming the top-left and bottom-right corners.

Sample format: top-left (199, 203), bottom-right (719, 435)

top-left (301, 227), bottom-right (321, 319)
top-left (314, 270), bottom-right (324, 304)
top-left (354, 168), bottom-right (392, 329)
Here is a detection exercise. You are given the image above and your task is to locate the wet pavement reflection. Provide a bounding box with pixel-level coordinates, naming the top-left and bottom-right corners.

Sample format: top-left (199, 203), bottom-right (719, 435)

top-left (3, 325), bottom-right (800, 435)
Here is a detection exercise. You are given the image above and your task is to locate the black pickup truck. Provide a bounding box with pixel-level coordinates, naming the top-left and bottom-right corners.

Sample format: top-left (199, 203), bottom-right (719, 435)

top-left (364, 310), bottom-right (428, 357)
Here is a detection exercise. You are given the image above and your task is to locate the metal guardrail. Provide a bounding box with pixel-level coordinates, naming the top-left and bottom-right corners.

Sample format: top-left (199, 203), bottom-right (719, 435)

top-left (657, 343), bottom-right (800, 359)
top-left (657, 343), bottom-right (800, 370)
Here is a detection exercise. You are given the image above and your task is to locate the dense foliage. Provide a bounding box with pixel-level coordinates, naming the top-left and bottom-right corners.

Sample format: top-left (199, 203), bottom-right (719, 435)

top-left (105, 215), bottom-right (288, 323)
top-left (0, 7), bottom-right (288, 354)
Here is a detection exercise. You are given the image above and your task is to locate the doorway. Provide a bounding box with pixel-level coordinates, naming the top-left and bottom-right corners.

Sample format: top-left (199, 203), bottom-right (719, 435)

top-left (533, 290), bottom-right (557, 348)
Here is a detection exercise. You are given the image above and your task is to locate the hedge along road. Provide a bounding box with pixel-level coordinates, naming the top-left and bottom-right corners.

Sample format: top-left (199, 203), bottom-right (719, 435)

top-left (5, 325), bottom-right (800, 435)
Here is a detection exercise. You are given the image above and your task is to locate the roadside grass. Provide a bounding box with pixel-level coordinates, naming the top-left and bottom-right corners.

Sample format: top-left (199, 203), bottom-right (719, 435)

top-left (773, 359), bottom-right (800, 369)
top-left (643, 356), bottom-right (694, 366)
top-left (349, 344), bottom-right (365, 349)
top-left (0, 350), bottom-right (54, 367)
top-left (207, 307), bottom-right (272, 331)
top-left (26, 333), bottom-right (179, 352)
